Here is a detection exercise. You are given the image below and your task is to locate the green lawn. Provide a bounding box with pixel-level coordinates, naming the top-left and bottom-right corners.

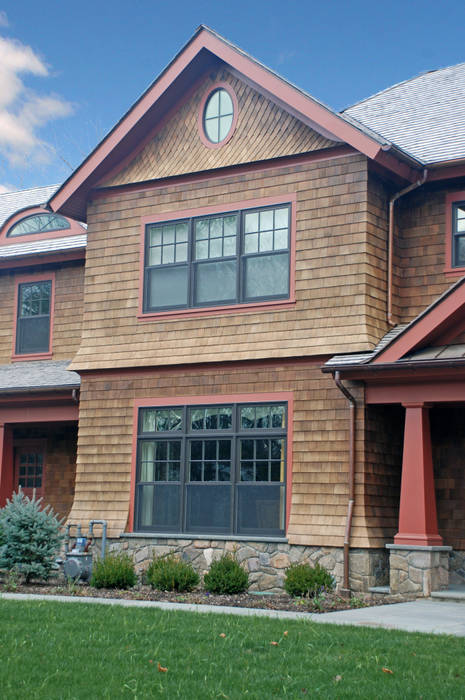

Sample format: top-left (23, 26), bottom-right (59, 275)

top-left (0, 600), bottom-right (463, 699)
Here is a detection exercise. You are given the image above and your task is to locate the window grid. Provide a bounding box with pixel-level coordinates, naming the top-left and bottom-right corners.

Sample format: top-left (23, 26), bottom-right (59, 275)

top-left (8, 213), bottom-right (70, 237)
top-left (136, 403), bottom-right (287, 535)
top-left (203, 88), bottom-right (234, 144)
top-left (144, 204), bottom-right (290, 313)
top-left (452, 201), bottom-right (465, 267)
top-left (15, 280), bottom-right (52, 355)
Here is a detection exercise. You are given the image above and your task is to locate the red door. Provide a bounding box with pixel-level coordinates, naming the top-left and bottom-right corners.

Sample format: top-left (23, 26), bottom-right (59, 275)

top-left (14, 445), bottom-right (45, 499)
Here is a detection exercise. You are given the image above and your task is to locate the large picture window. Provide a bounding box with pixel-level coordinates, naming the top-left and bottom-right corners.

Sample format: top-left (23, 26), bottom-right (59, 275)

top-left (15, 279), bottom-right (52, 355)
top-left (135, 402), bottom-right (287, 537)
top-left (143, 203), bottom-right (290, 312)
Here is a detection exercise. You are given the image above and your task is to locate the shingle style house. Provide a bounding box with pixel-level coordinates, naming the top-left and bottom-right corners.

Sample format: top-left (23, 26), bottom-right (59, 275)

top-left (1, 26), bottom-right (464, 595)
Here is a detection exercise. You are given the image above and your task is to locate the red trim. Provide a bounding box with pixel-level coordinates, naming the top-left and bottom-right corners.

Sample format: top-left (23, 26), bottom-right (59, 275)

top-left (372, 150), bottom-right (419, 183)
top-left (444, 191), bottom-right (465, 274)
top-left (197, 82), bottom-right (239, 149)
top-left (92, 147), bottom-right (356, 202)
top-left (138, 193), bottom-right (297, 320)
top-left (12, 272), bottom-right (56, 361)
top-left (128, 391), bottom-right (294, 535)
top-left (0, 404), bottom-right (79, 424)
top-left (0, 249), bottom-right (85, 270)
top-left (0, 424), bottom-right (13, 506)
top-left (374, 279), bottom-right (465, 363)
top-left (49, 27), bottom-right (393, 220)
top-left (0, 206), bottom-right (85, 245)
top-left (427, 162), bottom-right (465, 182)
top-left (366, 380), bottom-right (465, 404)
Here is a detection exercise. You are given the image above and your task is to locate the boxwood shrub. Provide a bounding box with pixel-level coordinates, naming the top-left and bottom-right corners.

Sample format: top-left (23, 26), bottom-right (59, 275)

top-left (203, 553), bottom-right (248, 594)
top-left (284, 562), bottom-right (334, 597)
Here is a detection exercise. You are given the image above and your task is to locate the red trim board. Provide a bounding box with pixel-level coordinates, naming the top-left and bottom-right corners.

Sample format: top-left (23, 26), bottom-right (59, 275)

top-left (11, 271), bottom-right (56, 361)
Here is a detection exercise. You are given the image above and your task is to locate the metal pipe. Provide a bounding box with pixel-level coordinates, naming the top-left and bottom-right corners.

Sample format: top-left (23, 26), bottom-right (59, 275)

top-left (88, 520), bottom-right (107, 559)
top-left (333, 371), bottom-right (356, 593)
top-left (387, 170), bottom-right (428, 326)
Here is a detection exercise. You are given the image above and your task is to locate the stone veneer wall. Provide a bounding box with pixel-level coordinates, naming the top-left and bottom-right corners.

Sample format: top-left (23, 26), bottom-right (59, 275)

top-left (387, 546), bottom-right (450, 596)
top-left (104, 538), bottom-right (388, 594)
top-left (450, 550), bottom-right (465, 585)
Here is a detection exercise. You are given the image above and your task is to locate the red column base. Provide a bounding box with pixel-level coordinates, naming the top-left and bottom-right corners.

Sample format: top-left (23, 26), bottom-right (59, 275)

top-left (394, 532), bottom-right (443, 546)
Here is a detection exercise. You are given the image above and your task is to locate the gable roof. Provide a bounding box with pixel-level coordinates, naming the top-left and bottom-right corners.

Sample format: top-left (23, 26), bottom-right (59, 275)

top-left (49, 26), bottom-right (419, 222)
top-left (344, 63), bottom-right (465, 165)
top-left (0, 184), bottom-right (59, 229)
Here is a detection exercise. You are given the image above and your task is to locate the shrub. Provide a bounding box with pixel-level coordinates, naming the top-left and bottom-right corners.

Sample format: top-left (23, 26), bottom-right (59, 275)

top-left (0, 490), bottom-right (64, 583)
top-left (203, 553), bottom-right (248, 594)
top-left (146, 553), bottom-right (199, 592)
top-left (284, 562), bottom-right (335, 598)
top-left (90, 552), bottom-right (137, 589)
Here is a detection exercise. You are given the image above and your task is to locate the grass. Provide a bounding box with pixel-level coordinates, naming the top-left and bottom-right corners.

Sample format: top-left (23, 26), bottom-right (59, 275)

top-left (0, 600), bottom-right (464, 699)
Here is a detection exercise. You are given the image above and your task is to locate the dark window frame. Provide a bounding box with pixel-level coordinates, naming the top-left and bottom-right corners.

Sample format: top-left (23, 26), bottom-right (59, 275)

top-left (15, 279), bottom-right (52, 356)
top-left (135, 402), bottom-right (287, 537)
top-left (7, 212), bottom-right (70, 238)
top-left (143, 203), bottom-right (291, 313)
top-left (452, 200), bottom-right (465, 268)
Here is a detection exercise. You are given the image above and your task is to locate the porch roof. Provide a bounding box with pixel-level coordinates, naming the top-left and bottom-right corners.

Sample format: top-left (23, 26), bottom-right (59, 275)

top-left (0, 360), bottom-right (80, 393)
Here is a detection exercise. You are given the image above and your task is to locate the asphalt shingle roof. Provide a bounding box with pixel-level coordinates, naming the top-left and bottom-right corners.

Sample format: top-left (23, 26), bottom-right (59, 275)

top-left (0, 184), bottom-right (59, 229)
top-left (343, 63), bottom-right (465, 164)
top-left (0, 234), bottom-right (87, 259)
top-left (0, 360), bottom-right (80, 392)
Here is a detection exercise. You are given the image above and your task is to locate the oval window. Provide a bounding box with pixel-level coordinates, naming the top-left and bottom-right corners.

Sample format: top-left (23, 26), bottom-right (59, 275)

top-left (203, 88), bottom-right (234, 144)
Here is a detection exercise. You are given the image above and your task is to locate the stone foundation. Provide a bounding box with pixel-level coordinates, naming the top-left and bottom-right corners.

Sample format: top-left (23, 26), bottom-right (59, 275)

top-left (100, 536), bottom-right (388, 594)
top-left (449, 550), bottom-right (465, 585)
top-left (386, 545), bottom-right (451, 596)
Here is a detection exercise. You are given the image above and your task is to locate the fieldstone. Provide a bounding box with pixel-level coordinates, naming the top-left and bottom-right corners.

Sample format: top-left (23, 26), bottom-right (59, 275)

top-left (270, 553), bottom-right (290, 569)
top-left (252, 542), bottom-right (268, 552)
top-left (257, 574), bottom-right (278, 591)
top-left (390, 554), bottom-right (409, 572)
top-left (134, 546), bottom-right (149, 563)
top-left (224, 541), bottom-right (236, 552)
top-left (318, 554), bottom-right (336, 572)
top-left (236, 546), bottom-right (256, 563)
top-left (408, 566), bottom-right (424, 585)
top-left (259, 553), bottom-right (270, 566)
top-left (408, 552), bottom-right (431, 569)
top-left (248, 558), bottom-right (260, 572)
top-left (203, 548), bottom-right (214, 566)
top-left (349, 552), bottom-right (370, 576)
top-left (194, 540), bottom-right (211, 549)
top-left (398, 578), bottom-right (421, 594)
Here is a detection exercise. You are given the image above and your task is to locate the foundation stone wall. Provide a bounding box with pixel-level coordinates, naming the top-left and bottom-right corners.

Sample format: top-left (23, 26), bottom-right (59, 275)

top-left (387, 545), bottom-right (451, 596)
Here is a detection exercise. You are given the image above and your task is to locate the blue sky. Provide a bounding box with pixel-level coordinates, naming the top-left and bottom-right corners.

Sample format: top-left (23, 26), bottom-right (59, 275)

top-left (1, 0), bottom-right (465, 191)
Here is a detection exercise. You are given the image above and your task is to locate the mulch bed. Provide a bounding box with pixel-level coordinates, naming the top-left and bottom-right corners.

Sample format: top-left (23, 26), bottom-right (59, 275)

top-left (1, 580), bottom-right (411, 613)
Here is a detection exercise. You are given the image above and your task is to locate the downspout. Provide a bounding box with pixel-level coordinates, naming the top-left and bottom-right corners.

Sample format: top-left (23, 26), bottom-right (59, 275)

top-left (387, 169), bottom-right (428, 325)
top-left (333, 371), bottom-right (356, 593)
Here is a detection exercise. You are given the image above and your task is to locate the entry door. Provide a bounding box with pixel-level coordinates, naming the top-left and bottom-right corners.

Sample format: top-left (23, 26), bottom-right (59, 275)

top-left (14, 445), bottom-right (45, 498)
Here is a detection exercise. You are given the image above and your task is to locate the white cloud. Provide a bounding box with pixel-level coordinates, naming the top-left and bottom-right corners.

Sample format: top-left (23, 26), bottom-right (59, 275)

top-left (0, 184), bottom-right (11, 193)
top-left (0, 11), bottom-right (8, 28)
top-left (0, 35), bottom-right (73, 168)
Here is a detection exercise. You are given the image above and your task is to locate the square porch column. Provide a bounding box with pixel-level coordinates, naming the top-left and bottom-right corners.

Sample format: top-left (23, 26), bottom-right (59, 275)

top-left (0, 423), bottom-right (14, 507)
top-left (395, 403), bottom-right (442, 546)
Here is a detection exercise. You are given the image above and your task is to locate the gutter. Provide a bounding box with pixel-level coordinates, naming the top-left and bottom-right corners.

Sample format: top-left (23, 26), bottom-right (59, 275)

top-left (323, 357), bottom-right (465, 375)
top-left (333, 371), bottom-right (356, 594)
top-left (387, 169), bottom-right (428, 325)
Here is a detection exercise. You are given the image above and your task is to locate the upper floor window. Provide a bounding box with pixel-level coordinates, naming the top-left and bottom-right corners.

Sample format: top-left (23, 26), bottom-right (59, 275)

top-left (15, 280), bottom-right (52, 355)
top-left (8, 213), bottom-right (70, 238)
top-left (452, 201), bottom-right (465, 267)
top-left (135, 401), bottom-right (287, 536)
top-left (203, 88), bottom-right (234, 144)
top-left (144, 204), bottom-right (290, 312)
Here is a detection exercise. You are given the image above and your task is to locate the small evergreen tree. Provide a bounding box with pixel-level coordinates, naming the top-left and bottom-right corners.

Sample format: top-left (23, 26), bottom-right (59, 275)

top-left (0, 490), bottom-right (64, 583)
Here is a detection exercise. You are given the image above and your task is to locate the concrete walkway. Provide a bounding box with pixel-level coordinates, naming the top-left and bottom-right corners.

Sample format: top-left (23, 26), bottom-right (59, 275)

top-left (1, 593), bottom-right (464, 637)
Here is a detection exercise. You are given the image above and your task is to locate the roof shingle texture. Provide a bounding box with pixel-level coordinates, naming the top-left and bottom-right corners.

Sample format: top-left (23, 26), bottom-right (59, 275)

top-left (0, 184), bottom-right (59, 228)
top-left (344, 63), bottom-right (465, 164)
top-left (0, 360), bottom-right (80, 392)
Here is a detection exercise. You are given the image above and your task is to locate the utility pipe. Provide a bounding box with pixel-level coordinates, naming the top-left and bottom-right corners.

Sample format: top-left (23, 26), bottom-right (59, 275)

top-left (333, 371), bottom-right (356, 593)
top-left (387, 170), bottom-right (428, 326)
top-left (89, 520), bottom-right (108, 559)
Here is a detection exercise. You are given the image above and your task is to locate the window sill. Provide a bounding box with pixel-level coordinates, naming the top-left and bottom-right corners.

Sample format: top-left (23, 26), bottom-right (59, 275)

top-left (138, 298), bottom-right (296, 322)
top-left (11, 352), bottom-right (52, 362)
top-left (121, 532), bottom-right (288, 543)
top-left (444, 265), bottom-right (465, 277)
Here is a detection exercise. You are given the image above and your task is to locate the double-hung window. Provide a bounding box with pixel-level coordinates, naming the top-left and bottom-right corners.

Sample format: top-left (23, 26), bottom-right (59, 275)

top-left (15, 280), bottom-right (52, 355)
top-left (452, 200), bottom-right (465, 267)
top-left (135, 402), bottom-right (287, 537)
top-left (143, 203), bottom-right (290, 312)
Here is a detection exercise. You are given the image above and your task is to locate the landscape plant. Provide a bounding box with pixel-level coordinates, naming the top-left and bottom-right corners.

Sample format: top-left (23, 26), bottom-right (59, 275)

top-left (0, 489), bottom-right (63, 583)
top-left (203, 553), bottom-right (249, 594)
top-left (90, 551), bottom-right (137, 589)
top-left (284, 561), bottom-right (335, 597)
top-left (146, 552), bottom-right (199, 592)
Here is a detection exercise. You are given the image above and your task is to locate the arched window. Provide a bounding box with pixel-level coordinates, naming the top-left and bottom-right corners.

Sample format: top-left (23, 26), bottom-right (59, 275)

top-left (8, 212), bottom-right (70, 237)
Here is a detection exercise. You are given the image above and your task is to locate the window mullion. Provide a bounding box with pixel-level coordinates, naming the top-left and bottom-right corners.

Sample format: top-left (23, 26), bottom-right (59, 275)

top-left (188, 219), bottom-right (195, 309)
top-left (237, 211), bottom-right (243, 302)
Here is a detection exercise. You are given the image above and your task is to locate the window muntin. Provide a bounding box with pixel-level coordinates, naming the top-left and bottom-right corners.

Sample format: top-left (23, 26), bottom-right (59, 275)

top-left (135, 402), bottom-right (287, 536)
top-left (144, 204), bottom-right (290, 313)
top-left (452, 202), bottom-right (465, 267)
top-left (15, 280), bottom-right (52, 355)
top-left (8, 213), bottom-right (70, 237)
top-left (203, 88), bottom-right (234, 144)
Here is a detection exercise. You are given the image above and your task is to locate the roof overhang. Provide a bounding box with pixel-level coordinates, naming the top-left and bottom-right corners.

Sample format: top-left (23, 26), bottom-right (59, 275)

top-left (49, 26), bottom-right (419, 222)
